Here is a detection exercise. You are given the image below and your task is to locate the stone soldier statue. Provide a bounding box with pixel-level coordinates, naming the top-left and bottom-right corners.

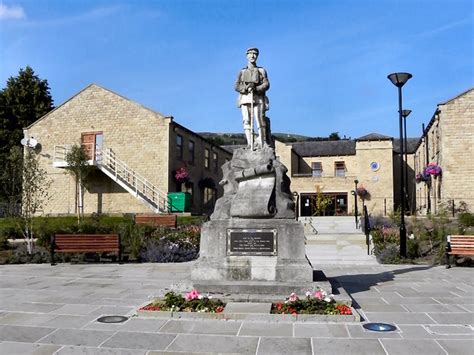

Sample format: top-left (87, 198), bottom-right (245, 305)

top-left (235, 47), bottom-right (270, 148)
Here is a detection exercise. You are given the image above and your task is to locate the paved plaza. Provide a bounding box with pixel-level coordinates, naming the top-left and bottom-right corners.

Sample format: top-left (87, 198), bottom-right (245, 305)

top-left (0, 262), bottom-right (473, 354)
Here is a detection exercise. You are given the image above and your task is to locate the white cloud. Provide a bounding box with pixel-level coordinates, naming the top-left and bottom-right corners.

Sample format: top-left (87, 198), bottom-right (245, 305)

top-left (0, 3), bottom-right (26, 20)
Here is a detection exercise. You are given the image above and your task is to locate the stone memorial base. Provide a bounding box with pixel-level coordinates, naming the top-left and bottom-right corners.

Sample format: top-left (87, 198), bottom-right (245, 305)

top-left (191, 219), bottom-right (327, 295)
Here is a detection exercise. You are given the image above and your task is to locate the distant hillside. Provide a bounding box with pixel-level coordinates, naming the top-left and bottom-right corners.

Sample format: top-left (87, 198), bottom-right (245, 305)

top-left (199, 132), bottom-right (342, 145)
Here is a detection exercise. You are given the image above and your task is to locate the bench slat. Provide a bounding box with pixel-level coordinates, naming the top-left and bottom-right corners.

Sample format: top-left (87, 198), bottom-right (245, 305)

top-left (52, 234), bottom-right (121, 265)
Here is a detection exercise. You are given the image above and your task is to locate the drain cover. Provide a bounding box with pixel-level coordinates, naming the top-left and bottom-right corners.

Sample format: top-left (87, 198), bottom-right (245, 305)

top-left (97, 315), bottom-right (128, 323)
top-left (363, 323), bottom-right (397, 332)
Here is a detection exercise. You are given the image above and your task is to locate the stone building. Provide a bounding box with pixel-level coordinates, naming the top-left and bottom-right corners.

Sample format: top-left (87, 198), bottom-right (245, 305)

top-left (414, 88), bottom-right (474, 214)
top-left (24, 84), bottom-right (231, 216)
top-left (274, 134), bottom-right (416, 217)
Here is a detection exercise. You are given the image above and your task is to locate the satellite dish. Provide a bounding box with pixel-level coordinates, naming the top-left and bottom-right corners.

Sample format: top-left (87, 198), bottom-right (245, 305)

top-left (29, 138), bottom-right (38, 148)
top-left (20, 137), bottom-right (39, 148)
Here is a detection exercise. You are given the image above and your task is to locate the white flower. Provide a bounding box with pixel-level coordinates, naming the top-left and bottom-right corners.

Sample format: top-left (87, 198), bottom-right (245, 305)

top-left (305, 291), bottom-right (312, 297)
top-left (198, 295), bottom-right (203, 300)
top-left (324, 297), bottom-right (332, 302)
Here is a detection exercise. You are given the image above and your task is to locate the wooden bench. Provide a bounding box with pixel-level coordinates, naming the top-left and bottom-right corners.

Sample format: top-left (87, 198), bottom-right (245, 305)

top-left (445, 235), bottom-right (474, 268)
top-left (135, 214), bottom-right (177, 228)
top-left (51, 234), bottom-right (121, 265)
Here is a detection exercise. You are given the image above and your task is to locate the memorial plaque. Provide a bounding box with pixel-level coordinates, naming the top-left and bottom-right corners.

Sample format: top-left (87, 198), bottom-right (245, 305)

top-left (227, 228), bottom-right (277, 256)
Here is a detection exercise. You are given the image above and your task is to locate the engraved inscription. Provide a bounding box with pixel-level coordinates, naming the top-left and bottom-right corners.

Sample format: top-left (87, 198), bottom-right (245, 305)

top-left (227, 229), bottom-right (277, 256)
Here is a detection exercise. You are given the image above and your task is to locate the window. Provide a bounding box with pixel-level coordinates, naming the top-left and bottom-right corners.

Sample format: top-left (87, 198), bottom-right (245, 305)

top-left (183, 182), bottom-right (194, 206)
top-left (176, 135), bottom-right (183, 160)
top-left (188, 140), bottom-right (195, 164)
top-left (213, 152), bottom-right (218, 172)
top-left (204, 187), bottom-right (215, 204)
top-left (204, 148), bottom-right (210, 169)
top-left (335, 161), bottom-right (346, 177)
top-left (311, 162), bottom-right (322, 177)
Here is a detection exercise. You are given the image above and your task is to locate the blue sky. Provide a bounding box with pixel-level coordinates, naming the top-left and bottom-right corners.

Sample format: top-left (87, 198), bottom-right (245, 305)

top-left (1, 0), bottom-right (472, 139)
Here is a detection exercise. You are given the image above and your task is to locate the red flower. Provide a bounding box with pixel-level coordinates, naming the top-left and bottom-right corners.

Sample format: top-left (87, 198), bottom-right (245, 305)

top-left (336, 305), bottom-right (352, 315)
top-left (215, 306), bottom-right (224, 313)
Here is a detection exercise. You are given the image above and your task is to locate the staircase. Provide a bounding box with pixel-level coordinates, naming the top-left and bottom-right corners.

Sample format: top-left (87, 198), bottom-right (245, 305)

top-left (300, 216), bottom-right (378, 265)
top-left (54, 146), bottom-right (170, 213)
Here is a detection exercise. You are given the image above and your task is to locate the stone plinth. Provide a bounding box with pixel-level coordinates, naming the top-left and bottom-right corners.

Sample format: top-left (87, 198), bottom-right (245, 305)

top-left (191, 218), bottom-right (316, 294)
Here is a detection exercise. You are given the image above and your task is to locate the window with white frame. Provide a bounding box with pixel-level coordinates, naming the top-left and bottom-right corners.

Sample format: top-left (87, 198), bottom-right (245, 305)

top-left (335, 161), bottom-right (346, 177)
top-left (311, 162), bottom-right (322, 177)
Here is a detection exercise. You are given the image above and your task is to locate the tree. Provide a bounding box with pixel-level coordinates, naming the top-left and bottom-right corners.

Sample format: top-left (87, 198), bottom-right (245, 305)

top-left (64, 145), bottom-right (93, 222)
top-left (329, 132), bottom-right (341, 140)
top-left (0, 146), bottom-right (23, 216)
top-left (20, 148), bottom-right (51, 254)
top-left (0, 66), bottom-right (54, 206)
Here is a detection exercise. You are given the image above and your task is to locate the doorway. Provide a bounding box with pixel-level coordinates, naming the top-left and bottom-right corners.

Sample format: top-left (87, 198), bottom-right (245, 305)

top-left (300, 192), bottom-right (348, 216)
top-left (81, 132), bottom-right (103, 161)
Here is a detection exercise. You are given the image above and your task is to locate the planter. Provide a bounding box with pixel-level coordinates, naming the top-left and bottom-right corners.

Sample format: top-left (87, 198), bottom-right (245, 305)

top-left (137, 305), bottom-right (360, 323)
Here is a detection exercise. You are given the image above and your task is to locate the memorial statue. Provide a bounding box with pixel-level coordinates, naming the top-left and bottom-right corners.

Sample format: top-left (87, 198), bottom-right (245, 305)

top-left (235, 47), bottom-right (271, 149)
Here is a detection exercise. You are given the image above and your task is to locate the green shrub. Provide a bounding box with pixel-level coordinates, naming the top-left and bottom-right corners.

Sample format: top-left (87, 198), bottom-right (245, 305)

top-left (407, 238), bottom-right (420, 259)
top-left (458, 213), bottom-right (474, 227)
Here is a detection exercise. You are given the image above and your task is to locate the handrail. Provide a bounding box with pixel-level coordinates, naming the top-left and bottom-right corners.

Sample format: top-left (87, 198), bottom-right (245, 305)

top-left (100, 148), bottom-right (170, 212)
top-left (53, 145), bottom-right (170, 213)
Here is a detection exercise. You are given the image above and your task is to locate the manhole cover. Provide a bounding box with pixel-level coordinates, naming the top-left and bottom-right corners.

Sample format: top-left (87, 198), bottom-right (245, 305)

top-left (363, 323), bottom-right (397, 332)
top-left (97, 315), bottom-right (128, 323)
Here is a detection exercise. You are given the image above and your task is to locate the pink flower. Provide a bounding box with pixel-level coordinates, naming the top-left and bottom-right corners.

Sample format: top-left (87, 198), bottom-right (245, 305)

top-left (185, 289), bottom-right (201, 301)
top-left (314, 290), bottom-right (324, 300)
top-left (288, 292), bottom-right (299, 302)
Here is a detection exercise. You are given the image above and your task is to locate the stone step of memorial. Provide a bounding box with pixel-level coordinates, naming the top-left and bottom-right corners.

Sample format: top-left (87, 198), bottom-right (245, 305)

top-left (305, 244), bottom-right (377, 265)
top-left (300, 216), bottom-right (362, 234)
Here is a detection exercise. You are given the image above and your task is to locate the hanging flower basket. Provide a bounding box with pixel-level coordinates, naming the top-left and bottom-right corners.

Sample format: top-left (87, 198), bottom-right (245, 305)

top-left (174, 167), bottom-right (189, 183)
top-left (424, 163), bottom-right (442, 178)
top-left (356, 186), bottom-right (368, 198)
top-left (415, 172), bottom-right (430, 184)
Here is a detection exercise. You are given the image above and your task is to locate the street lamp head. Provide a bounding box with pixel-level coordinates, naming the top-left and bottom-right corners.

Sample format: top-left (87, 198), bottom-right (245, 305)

top-left (401, 109), bottom-right (412, 118)
top-left (354, 179), bottom-right (359, 184)
top-left (387, 72), bottom-right (412, 88)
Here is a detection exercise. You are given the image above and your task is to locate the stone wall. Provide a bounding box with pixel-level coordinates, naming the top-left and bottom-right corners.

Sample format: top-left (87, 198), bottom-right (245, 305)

top-left (170, 124), bottom-right (232, 215)
top-left (25, 84), bottom-right (172, 215)
top-left (275, 139), bottom-right (394, 216)
top-left (414, 89), bottom-right (474, 213)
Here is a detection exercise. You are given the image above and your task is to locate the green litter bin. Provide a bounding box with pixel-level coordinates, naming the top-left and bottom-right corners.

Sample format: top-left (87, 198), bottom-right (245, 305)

top-left (168, 192), bottom-right (191, 212)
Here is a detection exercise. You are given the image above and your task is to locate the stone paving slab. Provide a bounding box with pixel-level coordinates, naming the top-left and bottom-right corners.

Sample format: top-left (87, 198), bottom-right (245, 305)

top-left (39, 328), bottom-right (115, 347)
top-left (55, 345), bottom-right (147, 354)
top-left (165, 333), bottom-right (258, 353)
top-left (238, 321), bottom-right (293, 337)
top-left (100, 331), bottom-right (177, 351)
top-left (159, 319), bottom-right (242, 335)
top-left (436, 339), bottom-right (474, 355)
top-left (0, 325), bottom-right (55, 343)
top-left (294, 323), bottom-right (348, 338)
top-left (0, 312), bottom-right (57, 326)
top-left (0, 341), bottom-right (61, 355)
top-left (363, 312), bottom-right (437, 324)
top-left (310, 338), bottom-right (386, 354)
top-left (257, 336), bottom-right (312, 354)
top-left (380, 338), bottom-right (446, 354)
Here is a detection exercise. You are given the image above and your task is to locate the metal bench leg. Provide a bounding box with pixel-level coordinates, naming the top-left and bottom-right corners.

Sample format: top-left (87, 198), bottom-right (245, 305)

top-left (445, 245), bottom-right (451, 269)
top-left (50, 236), bottom-right (56, 266)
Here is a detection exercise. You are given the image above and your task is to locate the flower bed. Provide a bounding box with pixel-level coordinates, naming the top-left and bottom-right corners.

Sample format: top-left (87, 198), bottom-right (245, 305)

top-left (141, 288), bottom-right (352, 317)
top-left (140, 289), bottom-right (225, 313)
top-left (271, 289), bottom-right (352, 315)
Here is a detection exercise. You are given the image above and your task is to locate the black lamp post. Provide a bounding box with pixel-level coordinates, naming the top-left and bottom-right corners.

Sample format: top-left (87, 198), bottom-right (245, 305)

top-left (353, 179), bottom-right (359, 228)
top-left (387, 72), bottom-right (412, 258)
top-left (401, 109), bottom-right (412, 213)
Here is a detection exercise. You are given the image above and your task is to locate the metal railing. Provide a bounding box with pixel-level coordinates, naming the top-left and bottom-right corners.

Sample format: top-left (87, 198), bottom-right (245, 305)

top-left (53, 145), bottom-right (170, 213)
top-left (99, 148), bottom-right (170, 212)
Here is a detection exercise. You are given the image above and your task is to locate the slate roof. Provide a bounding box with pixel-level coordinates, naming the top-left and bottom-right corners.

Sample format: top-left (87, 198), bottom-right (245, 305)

top-left (393, 138), bottom-right (421, 154)
top-left (290, 140), bottom-right (356, 157)
top-left (356, 133), bottom-right (392, 141)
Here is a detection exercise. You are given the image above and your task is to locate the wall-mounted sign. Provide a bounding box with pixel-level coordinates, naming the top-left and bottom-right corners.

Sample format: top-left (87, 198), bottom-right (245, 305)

top-left (370, 162), bottom-right (380, 172)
